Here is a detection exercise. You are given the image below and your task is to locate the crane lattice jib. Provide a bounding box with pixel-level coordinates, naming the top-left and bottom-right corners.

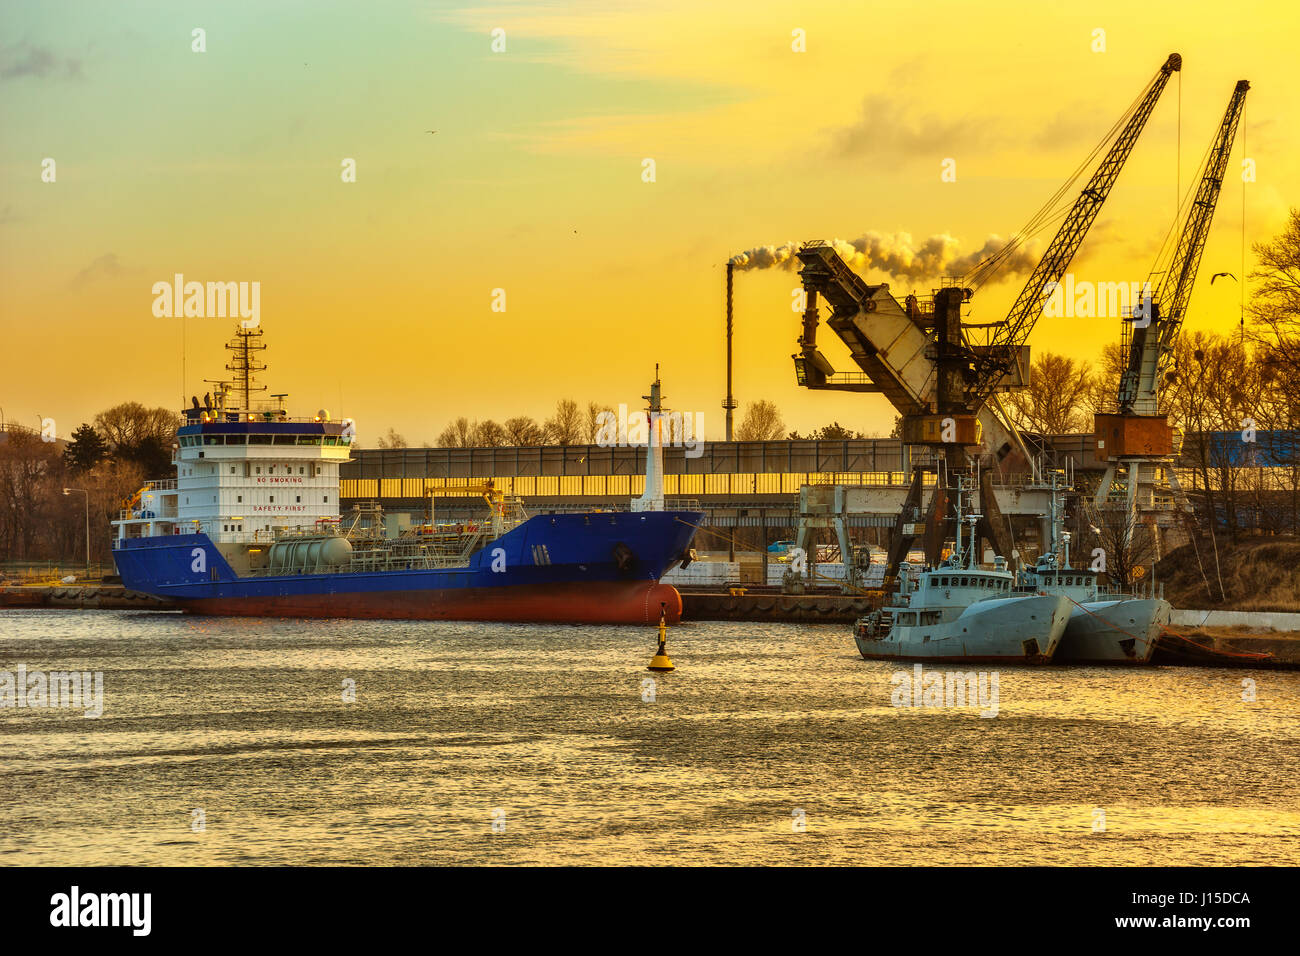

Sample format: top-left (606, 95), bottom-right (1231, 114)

top-left (1150, 80), bottom-right (1249, 382)
top-left (968, 53), bottom-right (1181, 404)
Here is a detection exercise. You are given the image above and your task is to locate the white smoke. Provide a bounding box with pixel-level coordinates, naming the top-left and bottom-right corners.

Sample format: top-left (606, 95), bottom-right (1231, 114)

top-left (729, 231), bottom-right (1041, 283)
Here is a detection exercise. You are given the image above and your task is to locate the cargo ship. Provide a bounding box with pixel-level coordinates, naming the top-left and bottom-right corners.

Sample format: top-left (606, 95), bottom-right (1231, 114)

top-left (111, 325), bottom-right (701, 624)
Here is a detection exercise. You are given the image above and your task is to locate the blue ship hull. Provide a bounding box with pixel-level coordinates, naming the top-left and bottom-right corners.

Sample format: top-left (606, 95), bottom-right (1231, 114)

top-left (113, 510), bottom-right (702, 625)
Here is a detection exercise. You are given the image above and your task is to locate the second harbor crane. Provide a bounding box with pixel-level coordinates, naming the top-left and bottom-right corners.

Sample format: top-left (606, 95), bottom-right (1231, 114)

top-left (791, 53), bottom-right (1182, 584)
top-left (1092, 78), bottom-right (1250, 544)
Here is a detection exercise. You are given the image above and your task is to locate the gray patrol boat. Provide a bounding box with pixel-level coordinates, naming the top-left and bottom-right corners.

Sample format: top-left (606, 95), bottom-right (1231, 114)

top-left (853, 480), bottom-right (1071, 664)
top-left (1020, 476), bottom-right (1171, 664)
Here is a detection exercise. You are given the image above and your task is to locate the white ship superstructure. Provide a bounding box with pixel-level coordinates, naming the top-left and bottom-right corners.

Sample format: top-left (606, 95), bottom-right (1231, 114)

top-left (112, 325), bottom-right (353, 569)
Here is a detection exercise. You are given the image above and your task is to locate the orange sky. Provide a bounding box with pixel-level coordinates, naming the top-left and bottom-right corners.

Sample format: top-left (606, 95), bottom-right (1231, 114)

top-left (1, 0), bottom-right (1296, 445)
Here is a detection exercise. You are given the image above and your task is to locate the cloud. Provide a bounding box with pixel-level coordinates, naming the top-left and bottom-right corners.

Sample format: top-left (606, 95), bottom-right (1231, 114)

top-left (830, 95), bottom-right (991, 161)
top-left (69, 253), bottom-right (124, 290)
top-left (0, 42), bottom-right (83, 81)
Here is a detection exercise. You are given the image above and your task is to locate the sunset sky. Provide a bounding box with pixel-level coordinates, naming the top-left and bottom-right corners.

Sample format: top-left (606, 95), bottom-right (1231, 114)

top-left (2, 0), bottom-right (1296, 446)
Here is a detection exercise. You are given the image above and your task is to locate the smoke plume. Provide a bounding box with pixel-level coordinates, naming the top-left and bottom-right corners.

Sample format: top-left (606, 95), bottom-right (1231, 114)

top-left (729, 232), bottom-right (1041, 283)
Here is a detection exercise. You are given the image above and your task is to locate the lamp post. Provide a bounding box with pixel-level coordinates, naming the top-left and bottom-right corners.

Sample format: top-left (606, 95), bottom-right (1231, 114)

top-left (63, 487), bottom-right (90, 576)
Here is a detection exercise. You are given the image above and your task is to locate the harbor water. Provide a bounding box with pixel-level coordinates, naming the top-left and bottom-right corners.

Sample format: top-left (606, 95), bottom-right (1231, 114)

top-left (1, 610), bottom-right (1297, 866)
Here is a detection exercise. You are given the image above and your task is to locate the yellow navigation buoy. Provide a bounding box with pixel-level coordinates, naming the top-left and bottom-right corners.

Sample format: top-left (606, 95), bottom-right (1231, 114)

top-left (647, 602), bottom-right (675, 671)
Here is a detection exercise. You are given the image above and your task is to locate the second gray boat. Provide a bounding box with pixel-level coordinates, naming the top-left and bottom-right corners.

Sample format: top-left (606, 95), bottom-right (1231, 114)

top-left (854, 482), bottom-right (1071, 664)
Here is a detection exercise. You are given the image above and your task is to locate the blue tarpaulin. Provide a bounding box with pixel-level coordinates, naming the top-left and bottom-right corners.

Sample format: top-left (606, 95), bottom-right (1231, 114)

top-left (1187, 430), bottom-right (1299, 467)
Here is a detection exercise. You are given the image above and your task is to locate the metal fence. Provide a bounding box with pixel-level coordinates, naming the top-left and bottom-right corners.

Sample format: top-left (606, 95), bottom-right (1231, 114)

top-left (340, 438), bottom-right (910, 482)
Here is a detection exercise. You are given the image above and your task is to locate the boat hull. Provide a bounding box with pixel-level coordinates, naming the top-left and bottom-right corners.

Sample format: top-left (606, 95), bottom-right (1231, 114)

top-left (175, 579), bottom-right (683, 625)
top-left (855, 594), bottom-right (1071, 664)
top-left (113, 510), bottom-right (700, 625)
top-left (1053, 598), bottom-right (1172, 664)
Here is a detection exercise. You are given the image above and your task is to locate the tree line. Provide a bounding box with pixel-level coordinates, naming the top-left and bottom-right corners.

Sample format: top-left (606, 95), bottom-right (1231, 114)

top-left (379, 395), bottom-right (892, 449)
top-left (373, 399), bottom-right (617, 449)
top-left (0, 402), bottom-right (177, 567)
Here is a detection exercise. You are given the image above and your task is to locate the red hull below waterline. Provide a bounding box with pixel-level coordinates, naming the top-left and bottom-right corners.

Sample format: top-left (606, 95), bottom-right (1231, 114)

top-left (175, 580), bottom-right (684, 625)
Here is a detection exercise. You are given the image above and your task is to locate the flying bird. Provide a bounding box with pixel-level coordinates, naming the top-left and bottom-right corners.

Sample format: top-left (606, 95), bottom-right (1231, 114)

top-left (1210, 272), bottom-right (1237, 284)
top-left (426, 129), bottom-right (438, 134)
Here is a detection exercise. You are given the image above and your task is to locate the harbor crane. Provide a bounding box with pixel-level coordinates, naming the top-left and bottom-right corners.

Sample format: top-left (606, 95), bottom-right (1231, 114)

top-left (790, 54), bottom-right (1182, 585)
top-left (1093, 79), bottom-right (1250, 541)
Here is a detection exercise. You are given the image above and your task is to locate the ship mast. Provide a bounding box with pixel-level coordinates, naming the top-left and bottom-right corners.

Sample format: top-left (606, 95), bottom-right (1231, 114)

top-left (633, 365), bottom-right (666, 513)
top-left (206, 324), bottom-right (268, 413)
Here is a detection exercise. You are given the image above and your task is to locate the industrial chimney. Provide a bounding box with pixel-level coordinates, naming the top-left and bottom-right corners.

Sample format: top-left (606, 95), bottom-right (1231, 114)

top-left (723, 261), bottom-right (736, 441)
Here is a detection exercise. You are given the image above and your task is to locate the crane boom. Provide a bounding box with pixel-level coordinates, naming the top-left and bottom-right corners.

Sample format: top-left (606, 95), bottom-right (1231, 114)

top-left (1117, 79), bottom-right (1249, 415)
top-left (967, 53), bottom-right (1182, 405)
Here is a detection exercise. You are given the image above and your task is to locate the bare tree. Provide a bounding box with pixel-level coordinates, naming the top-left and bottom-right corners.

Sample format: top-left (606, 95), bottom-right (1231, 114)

top-left (545, 399), bottom-right (584, 445)
top-left (376, 427), bottom-right (409, 449)
top-left (503, 416), bottom-right (545, 445)
top-left (1248, 207), bottom-right (1300, 357)
top-left (477, 420), bottom-right (506, 447)
top-left (0, 428), bottom-right (143, 566)
top-left (736, 400), bottom-right (785, 441)
top-left (585, 401), bottom-right (611, 444)
top-left (435, 418), bottom-right (476, 448)
top-left (1003, 352), bottom-right (1097, 434)
top-left (1082, 341), bottom-right (1126, 416)
top-left (1077, 499), bottom-right (1162, 592)
top-left (1247, 207), bottom-right (1300, 532)
top-left (92, 402), bottom-right (176, 451)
